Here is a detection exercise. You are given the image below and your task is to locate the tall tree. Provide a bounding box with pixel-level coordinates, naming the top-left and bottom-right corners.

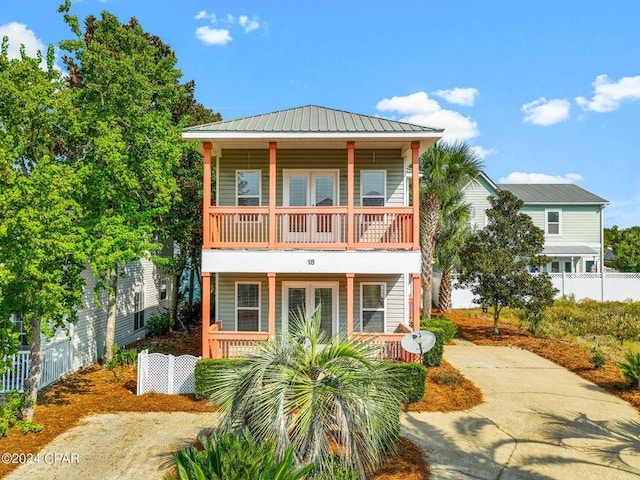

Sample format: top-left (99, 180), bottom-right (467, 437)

top-left (58, 1), bottom-right (187, 363)
top-left (0, 39), bottom-right (86, 419)
top-left (604, 225), bottom-right (640, 272)
top-left (457, 190), bottom-right (556, 334)
top-left (435, 191), bottom-right (471, 313)
top-left (419, 142), bottom-right (482, 318)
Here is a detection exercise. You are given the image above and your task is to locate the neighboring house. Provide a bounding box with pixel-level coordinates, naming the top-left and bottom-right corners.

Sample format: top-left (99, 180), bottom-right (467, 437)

top-left (182, 105), bottom-right (443, 359)
top-left (464, 172), bottom-right (608, 274)
top-left (3, 259), bottom-right (170, 392)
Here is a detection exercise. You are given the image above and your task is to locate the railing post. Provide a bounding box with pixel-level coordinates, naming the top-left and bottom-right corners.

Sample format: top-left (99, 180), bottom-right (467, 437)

top-left (269, 142), bottom-right (277, 249)
top-left (347, 142), bottom-right (355, 250)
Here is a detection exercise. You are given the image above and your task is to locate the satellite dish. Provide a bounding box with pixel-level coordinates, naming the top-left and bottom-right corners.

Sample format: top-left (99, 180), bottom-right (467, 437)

top-left (400, 331), bottom-right (436, 355)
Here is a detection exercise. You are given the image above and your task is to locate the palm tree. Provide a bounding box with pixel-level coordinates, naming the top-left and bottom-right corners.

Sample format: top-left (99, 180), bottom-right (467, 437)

top-left (419, 142), bottom-right (482, 318)
top-left (435, 191), bottom-right (472, 313)
top-left (203, 309), bottom-right (403, 479)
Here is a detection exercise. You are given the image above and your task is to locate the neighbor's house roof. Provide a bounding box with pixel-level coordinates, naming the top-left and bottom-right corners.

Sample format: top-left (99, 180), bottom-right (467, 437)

top-left (543, 245), bottom-right (599, 256)
top-left (498, 183), bottom-right (608, 205)
top-left (182, 105), bottom-right (443, 152)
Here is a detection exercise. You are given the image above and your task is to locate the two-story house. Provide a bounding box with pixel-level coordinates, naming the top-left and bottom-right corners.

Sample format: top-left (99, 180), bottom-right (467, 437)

top-left (464, 172), bottom-right (608, 273)
top-left (182, 105), bottom-right (443, 359)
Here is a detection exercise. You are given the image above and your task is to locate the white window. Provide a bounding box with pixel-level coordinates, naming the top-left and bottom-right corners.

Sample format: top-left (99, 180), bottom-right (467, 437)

top-left (360, 283), bottom-right (386, 332)
top-left (159, 279), bottom-right (168, 301)
top-left (236, 282), bottom-right (260, 331)
top-left (545, 209), bottom-right (561, 235)
top-left (236, 170), bottom-right (261, 206)
top-left (361, 171), bottom-right (386, 207)
top-left (134, 291), bottom-right (145, 330)
top-left (12, 314), bottom-right (29, 351)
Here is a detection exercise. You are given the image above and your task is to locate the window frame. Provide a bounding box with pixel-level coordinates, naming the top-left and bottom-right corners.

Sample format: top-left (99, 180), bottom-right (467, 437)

top-left (545, 209), bottom-right (562, 236)
top-left (235, 281), bottom-right (261, 331)
top-left (159, 279), bottom-right (168, 301)
top-left (360, 170), bottom-right (387, 207)
top-left (12, 314), bottom-right (29, 351)
top-left (134, 291), bottom-right (145, 331)
top-left (360, 282), bottom-right (386, 333)
top-left (235, 170), bottom-right (262, 207)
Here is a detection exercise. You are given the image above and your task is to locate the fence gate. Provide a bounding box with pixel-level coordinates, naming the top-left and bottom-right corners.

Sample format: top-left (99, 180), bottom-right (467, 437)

top-left (136, 350), bottom-right (200, 395)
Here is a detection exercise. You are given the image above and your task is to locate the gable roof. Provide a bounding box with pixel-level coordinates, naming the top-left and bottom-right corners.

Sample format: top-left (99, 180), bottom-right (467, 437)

top-left (183, 105), bottom-right (443, 135)
top-left (498, 183), bottom-right (608, 205)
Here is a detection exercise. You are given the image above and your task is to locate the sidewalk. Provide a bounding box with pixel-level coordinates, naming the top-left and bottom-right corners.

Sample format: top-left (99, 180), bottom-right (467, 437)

top-left (402, 345), bottom-right (640, 479)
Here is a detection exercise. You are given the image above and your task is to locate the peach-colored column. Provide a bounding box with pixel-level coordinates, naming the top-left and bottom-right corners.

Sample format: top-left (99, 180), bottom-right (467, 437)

top-left (203, 142), bottom-right (212, 249)
top-left (411, 141), bottom-right (420, 251)
top-left (347, 142), bottom-right (355, 249)
top-left (269, 142), bottom-right (277, 249)
top-left (268, 272), bottom-right (276, 338)
top-left (412, 273), bottom-right (421, 331)
top-left (202, 272), bottom-right (212, 358)
top-left (346, 273), bottom-right (355, 335)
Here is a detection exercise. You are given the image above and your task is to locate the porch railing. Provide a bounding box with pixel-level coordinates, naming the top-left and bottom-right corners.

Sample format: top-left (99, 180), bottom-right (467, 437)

top-left (206, 206), bottom-right (414, 249)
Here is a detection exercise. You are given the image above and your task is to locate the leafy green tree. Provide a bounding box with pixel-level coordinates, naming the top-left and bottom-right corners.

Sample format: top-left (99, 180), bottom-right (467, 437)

top-left (204, 310), bottom-right (403, 479)
top-left (605, 226), bottom-right (640, 272)
top-left (58, 2), bottom-right (188, 362)
top-left (0, 39), bottom-right (86, 419)
top-left (419, 142), bottom-right (482, 318)
top-left (457, 190), bottom-right (556, 334)
top-left (435, 190), bottom-right (471, 312)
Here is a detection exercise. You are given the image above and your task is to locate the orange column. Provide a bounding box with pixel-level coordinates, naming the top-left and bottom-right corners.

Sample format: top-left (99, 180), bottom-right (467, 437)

top-left (203, 142), bottom-right (212, 249)
top-left (412, 273), bottom-right (421, 331)
top-left (268, 272), bottom-right (276, 338)
top-left (201, 272), bottom-right (212, 358)
top-left (347, 142), bottom-right (355, 249)
top-left (269, 142), bottom-right (277, 249)
top-left (411, 141), bottom-right (420, 251)
top-left (346, 273), bottom-right (355, 335)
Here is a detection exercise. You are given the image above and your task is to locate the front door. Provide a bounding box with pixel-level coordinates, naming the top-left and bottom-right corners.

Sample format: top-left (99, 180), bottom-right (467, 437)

top-left (283, 282), bottom-right (338, 338)
top-left (284, 171), bottom-right (339, 242)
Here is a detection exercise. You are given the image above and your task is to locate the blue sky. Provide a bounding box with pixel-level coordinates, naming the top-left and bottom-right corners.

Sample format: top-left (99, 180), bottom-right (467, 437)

top-left (2, 1), bottom-right (640, 227)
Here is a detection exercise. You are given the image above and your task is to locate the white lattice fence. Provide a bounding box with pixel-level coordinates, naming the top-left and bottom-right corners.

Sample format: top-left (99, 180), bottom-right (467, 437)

top-left (136, 350), bottom-right (200, 395)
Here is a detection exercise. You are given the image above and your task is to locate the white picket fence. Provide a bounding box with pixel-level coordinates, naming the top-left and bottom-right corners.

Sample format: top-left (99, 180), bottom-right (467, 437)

top-left (442, 272), bottom-right (640, 309)
top-left (0, 339), bottom-right (72, 393)
top-left (136, 350), bottom-right (200, 395)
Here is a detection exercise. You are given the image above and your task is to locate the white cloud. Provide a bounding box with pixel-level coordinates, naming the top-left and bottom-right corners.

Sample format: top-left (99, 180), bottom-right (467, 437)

top-left (498, 172), bottom-right (583, 184)
top-left (195, 10), bottom-right (216, 22)
top-left (195, 26), bottom-right (232, 46)
top-left (0, 22), bottom-right (46, 60)
top-left (575, 74), bottom-right (640, 113)
top-left (238, 15), bottom-right (260, 33)
top-left (470, 146), bottom-right (497, 159)
top-left (376, 91), bottom-right (479, 142)
top-left (521, 97), bottom-right (570, 126)
top-left (226, 14), bottom-right (236, 24)
top-left (433, 87), bottom-right (478, 106)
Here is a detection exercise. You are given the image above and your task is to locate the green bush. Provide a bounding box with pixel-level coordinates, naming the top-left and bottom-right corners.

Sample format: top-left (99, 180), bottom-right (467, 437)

top-left (590, 351), bottom-right (606, 370)
top-left (432, 370), bottom-right (463, 386)
top-left (146, 314), bottom-right (172, 337)
top-left (106, 344), bottom-right (138, 381)
top-left (194, 358), bottom-right (247, 400)
top-left (421, 316), bottom-right (457, 343)
top-left (384, 361), bottom-right (427, 403)
top-left (617, 352), bottom-right (640, 389)
top-left (422, 327), bottom-right (445, 367)
top-left (0, 392), bottom-right (43, 437)
top-left (166, 428), bottom-right (313, 480)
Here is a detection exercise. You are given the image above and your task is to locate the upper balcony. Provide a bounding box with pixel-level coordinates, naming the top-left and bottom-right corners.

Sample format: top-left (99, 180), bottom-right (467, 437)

top-left (205, 206), bottom-right (415, 250)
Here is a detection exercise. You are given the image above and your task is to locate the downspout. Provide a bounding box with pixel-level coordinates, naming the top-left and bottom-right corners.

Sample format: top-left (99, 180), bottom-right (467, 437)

top-left (600, 205), bottom-right (605, 301)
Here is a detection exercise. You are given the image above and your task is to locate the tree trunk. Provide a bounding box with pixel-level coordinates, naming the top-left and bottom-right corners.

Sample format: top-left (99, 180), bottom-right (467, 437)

top-left (102, 269), bottom-right (118, 364)
top-left (492, 305), bottom-right (501, 335)
top-left (438, 267), bottom-right (453, 313)
top-left (420, 195), bottom-right (440, 320)
top-left (20, 315), bottom-right (43, 421)
top-left (170, 271), bottom-right (180, 329)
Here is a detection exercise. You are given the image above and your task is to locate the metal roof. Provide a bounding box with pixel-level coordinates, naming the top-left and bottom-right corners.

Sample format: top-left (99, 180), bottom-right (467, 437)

top-left (543, 246), bottom-right (599, 255)
top-left (498, 184), bottom-right (608, 205)
top-left (183, 105), bottom-right (444, 134)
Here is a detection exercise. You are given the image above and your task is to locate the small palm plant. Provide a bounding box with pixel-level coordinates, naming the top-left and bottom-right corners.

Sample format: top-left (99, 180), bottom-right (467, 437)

top-left (617, 352), bottom-right (640, 389)
top-left (203, 308), bottom-right (404, 479)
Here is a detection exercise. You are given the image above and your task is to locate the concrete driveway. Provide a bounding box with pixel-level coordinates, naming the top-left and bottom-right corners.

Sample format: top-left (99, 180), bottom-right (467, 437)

top-left (402, 344), bottom-right (640, 479)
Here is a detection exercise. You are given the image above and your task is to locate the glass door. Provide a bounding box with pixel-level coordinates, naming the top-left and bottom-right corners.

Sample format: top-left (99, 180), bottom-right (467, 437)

top-left (284, 283), bottom-right (337, 338)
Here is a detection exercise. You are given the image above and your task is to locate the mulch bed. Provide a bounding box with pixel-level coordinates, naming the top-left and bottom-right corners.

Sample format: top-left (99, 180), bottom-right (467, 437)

top-left (447, 310), bottom-right (640, 412)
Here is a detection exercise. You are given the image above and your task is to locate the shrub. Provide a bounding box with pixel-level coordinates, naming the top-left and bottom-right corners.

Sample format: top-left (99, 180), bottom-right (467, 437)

top-left (384, 361), bottom-right (427, 403)
top-left (194, 358), bottom-right (247, 400)
top-left (432, 370), bottom-right (463, 386)
top-left (421, 316), bottom-right (457, 343)
top-left (106, 344), bottom-right (138, 381)
top-left (146, 314), bottom-right (172, 337)
top-left (0, 392), bottom-right (43, 437)
top-left (422, 327), bottom-right (445, 367)
top-left (166, 428), bottom-right (313, 480)
top-left (590, 350), bottom-right (606, 370)
top-left (617, 352), bottom-right (640, 389)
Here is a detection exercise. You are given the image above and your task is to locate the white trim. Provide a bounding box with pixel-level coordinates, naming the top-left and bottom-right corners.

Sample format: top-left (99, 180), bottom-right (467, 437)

top-left (235, 281), bottom-right (261, 331)
top-left (182, 131), bottom-right (442, 140)
top-left (133, 290), bottom-right (145, 331)
top-left (202, 250), bottom-right (421, 274)
top-left (545, 208), bottom-right (562, 236)
top-left (281, 281), bottom-right (339, 334)
top-left (360, 282), bottom-right (386, 333)
top-left (282, 169), bottom-right (340, 207)
top-left (360, 170), bottom-right (387, 207)
top-left (235, 169), bottom-right (262, 206)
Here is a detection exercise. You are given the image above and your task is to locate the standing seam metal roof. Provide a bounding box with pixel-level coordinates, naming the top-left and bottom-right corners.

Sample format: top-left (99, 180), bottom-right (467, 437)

top-left (498, 183), bottom-right (608, 204)
top-left (183, 105), bottom-right (444, 134)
